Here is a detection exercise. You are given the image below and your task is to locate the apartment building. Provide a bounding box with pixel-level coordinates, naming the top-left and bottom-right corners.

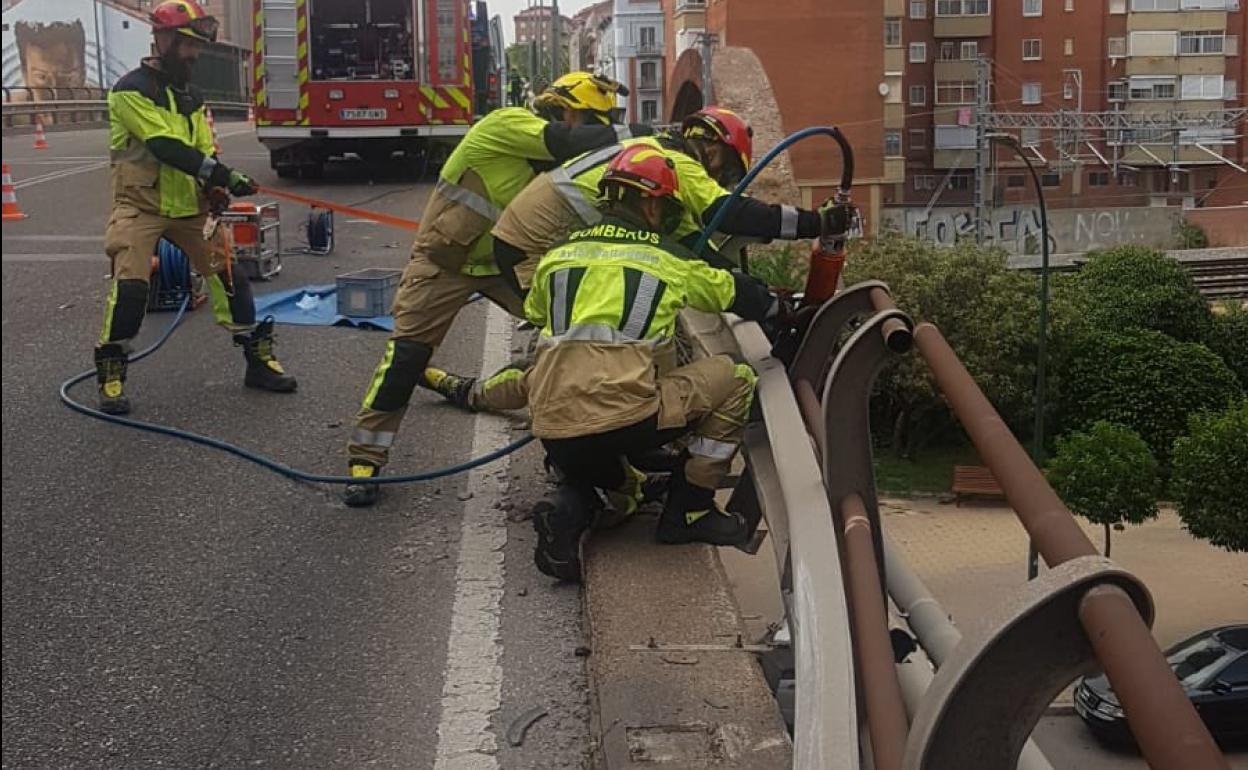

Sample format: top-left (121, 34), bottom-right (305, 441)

top-left (896, 0), bottom-right (1246, 209)
top-left (662, 0), bottom-right (904, 227)
top-left (514, 5), bottom-right (573, 47)
top-left (609, 0), bottom-right (665, 124)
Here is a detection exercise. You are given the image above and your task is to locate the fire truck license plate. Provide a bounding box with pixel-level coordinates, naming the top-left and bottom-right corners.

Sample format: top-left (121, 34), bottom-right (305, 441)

top-left (340, 108), bottom-right (387, 120)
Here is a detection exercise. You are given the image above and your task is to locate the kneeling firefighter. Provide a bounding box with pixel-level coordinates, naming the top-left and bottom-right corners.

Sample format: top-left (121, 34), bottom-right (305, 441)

top-left (343, 72), bottom-right (655, 508)
top-left (520, 145), bottom-right (786, 581)
top-left (424, 106), bottom-right (846, 412)
top-left (94, 0), bottom-right (295, 416)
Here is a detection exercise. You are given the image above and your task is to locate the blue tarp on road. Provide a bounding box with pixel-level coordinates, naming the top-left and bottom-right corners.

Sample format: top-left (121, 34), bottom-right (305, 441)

top-left (253, 285), bottom-right (393, 331)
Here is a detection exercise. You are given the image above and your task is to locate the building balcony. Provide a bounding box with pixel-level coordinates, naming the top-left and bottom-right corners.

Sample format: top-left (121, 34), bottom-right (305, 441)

top-left (933, 14), bottom-right (991, 38)
top-left (934, 60), bottom-right (978, 80)
top-left (635, 43), bottom-right (663, 57)
top-left (675, 0), bottom-right (706, 11)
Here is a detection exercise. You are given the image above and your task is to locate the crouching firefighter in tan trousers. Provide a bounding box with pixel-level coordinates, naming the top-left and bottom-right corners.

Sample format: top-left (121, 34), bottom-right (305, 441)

top-left (514, 145), bottom-right (784, 581)
top-left (94, 0), bottom-right (296, 415)
top-left (343, 72), bottom-right (655, 507)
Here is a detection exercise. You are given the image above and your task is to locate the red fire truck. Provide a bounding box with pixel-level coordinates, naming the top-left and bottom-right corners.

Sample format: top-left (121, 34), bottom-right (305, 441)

top-left (252, 0), bottom-right (491, 178)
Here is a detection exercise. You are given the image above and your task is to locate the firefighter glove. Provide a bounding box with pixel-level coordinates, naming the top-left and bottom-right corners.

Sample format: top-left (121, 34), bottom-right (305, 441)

top-left (818, 198), bottom-right (858, 244)
top-left (227, 170), bottom-right (258, 197)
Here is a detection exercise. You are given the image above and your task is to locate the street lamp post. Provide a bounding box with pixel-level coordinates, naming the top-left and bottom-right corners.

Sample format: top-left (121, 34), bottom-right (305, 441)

top-left (988, 132), bottom-right (1050, 581)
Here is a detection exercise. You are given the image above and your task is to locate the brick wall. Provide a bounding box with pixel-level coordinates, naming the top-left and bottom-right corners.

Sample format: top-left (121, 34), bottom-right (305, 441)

top-left (1185, 206), bottom-right (1248, 248)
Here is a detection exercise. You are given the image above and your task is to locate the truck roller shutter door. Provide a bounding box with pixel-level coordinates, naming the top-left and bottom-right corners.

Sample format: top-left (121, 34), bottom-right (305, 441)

top-left (261, 0), bottom-right (301, 110)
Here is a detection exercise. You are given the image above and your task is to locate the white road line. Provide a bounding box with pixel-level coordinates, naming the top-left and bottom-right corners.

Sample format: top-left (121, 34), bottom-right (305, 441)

top-left (433, 302), bottom-right (513, 770)
top-left (14, 161), bottom-right (108, 189)
top-left (1, 253), bottom-right (100, 262)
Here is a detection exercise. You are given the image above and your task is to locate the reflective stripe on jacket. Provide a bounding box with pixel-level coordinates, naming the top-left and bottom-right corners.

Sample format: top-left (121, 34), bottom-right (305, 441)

top-left (522, 215), bottom-right (738, 438)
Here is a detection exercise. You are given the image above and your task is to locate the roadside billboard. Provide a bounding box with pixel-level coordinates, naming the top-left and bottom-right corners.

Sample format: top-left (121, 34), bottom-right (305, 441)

top-left (1, 0), bottom-right (150, 93)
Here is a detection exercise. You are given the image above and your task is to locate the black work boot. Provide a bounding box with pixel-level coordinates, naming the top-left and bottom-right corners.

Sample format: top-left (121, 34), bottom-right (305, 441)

top-left (422, 367), bottom-right (476, 411)
top-left (343, 461), bottom-right (381, 507)
top-left (235, 317), bottom-right (297, 392)
top-left (533, 483), bottom-right (597, 582)
top-left (94, 344), bottom-right (131, 415)
top-left (656, 470), bottom-right (749, 546)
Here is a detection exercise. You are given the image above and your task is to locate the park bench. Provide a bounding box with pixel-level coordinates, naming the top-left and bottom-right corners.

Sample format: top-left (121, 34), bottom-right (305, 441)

top-left (952, 464), bottom-right (1006, 505)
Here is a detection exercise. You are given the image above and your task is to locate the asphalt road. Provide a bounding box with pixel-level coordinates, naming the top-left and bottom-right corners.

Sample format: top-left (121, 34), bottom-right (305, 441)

top-left (2, 125), bottom-right (588, 768)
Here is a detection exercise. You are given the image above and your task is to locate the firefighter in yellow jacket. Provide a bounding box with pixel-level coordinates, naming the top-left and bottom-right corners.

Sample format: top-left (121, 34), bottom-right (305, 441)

top-left (520, 145), bottom-right (783, 580)
top-left (423, 107), bottom-right (841, 412)
top-left (344, 72), bottom-right (653, 506)
top-left (94, 0), bottom-right (296, 416)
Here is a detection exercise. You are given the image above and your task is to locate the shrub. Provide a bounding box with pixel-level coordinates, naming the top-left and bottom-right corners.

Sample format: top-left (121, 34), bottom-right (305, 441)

top-left (1207, 302), bottom-right (1248, 390)
top-left (1061, 328), bottom-right (1242, 464)
top-left (1046, 422), bottom-right (1161, 557)
top-left (1170, 401), bottom-right (1248, 553)
top-left (1072, 245), bottom-right (1212, 343)
top-left (1174, 220), bottom-right (1209, 250)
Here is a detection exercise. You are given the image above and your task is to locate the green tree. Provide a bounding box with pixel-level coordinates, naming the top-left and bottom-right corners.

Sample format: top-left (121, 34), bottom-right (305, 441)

top-left (1061, 328), bottom-right (1242, 464)
top-left (1170, 400), bottom-right (1248, 553)
top-left (843, 234), bottom-right (1060, 456)
top-left (1046, 422), bottom-right (1161, 557)
top-left (505, 41), bottom-right (569, 93)
top-left (1072, 245), bottom-right (1212, 343)
top-left (1207, 302), bottom-right (1248, 390)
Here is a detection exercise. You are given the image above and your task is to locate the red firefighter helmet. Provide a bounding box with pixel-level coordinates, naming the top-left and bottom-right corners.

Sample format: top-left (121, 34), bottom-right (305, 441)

top-left (682, 106), bottom-right (753, 173)
top-left (599, 144), bottom-right (680, 200)
top-left (150, 0), bottom-right (219, 43)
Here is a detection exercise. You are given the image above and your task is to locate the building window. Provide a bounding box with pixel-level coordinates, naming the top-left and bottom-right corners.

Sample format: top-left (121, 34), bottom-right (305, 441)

top-left (1063, 80), bottom-right (1075, 99)
top-left (948, 174), bottom-right (972, 191)
top-left (1065, 0), bottom-right (1074, 9)
top-left (1179, 0), bottom-right (1229, 7)
top-left (936, 80), bottom-right (977, 104)
top-left (1041, 172), bottom-right (1061, 187)
top-left (1179, 31), bottom-right (1225, 55)
top-left (1129, 76), bottom-right (1177, 100)
top-left (1022, 82), bottom-right (1043, 104)
top-left (1182, 74), bottom-right (1224, 99)
top-left (910, 42), bottom-right (928, 62)
top-left (885, 129), bottom-right (903, 156)
top-left (936, 0), bottom-right (990, 15)
top-left (909, 84), bottom-right (927, 104)
top-left (911, 0), bottom-right (928, 17)
top-left (1108, 80), bottom-right (1127, 101)
top-left (1131, 0), bottom-right (1179, 9)
top-left (1130, 31), bottom-right (1178, 56)
top-left (909, 128), bottom-right (928, 150)
top-left (1118, 170), bottom-right (1138, 186)
top-left (913, 174), bottom-right (938, 191)
top-left (1109, 0), bottom-right (1126, 10)
top-left (885, 18), bottom-right (903, 47)
top-left (639, 27), bottom-right (656, 50)
top-left (1023, 39), bottom-right (1042, 60)
top-left (1064, 38), bottom-right (1074, 55)
top-left (1007, 174), bottom-right (1027, 188)
top-left (961, 41), bottom-right (979, 60)
top-left (1227, 35), bottom-right (1240, 55)
top-left (1108, 37), bottom-right (1126, 58)
top-left (1226, 80), bottom-right (1238, 100)
top-left (1024, 0), bottom-right (1042, 15)
top-left (940, 41), bottom-right (958, 60)
top-left (1021, 126), bottom-right (1041, 146)
top-left (641, 100), bottom-right (658, 122)
top-left (1088, 171), bottom-right (1111, 186)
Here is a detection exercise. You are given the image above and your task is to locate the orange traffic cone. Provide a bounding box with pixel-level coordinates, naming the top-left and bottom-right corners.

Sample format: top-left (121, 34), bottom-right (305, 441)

top-left (32, 121), bottom-right (49, 150)
top-left (2, 163), bottom-right (28, 221)
top-left (205, 106), bottom-right (222, 154)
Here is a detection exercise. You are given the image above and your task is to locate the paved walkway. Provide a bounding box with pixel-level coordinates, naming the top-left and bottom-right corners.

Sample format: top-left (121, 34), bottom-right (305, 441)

top-left (882, 500), bottom-right (1247, 650)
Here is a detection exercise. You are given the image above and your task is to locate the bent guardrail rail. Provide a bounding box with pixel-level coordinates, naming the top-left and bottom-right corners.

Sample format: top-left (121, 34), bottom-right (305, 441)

top-left (683, 279), bottom-right (1229, 770)
top-left (3, 90), bottom-right (250, 128)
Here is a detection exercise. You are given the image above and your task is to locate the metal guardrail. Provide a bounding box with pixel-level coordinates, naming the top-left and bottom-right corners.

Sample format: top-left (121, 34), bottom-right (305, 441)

top-left (684, 280), bottom-right (1230, 769)
top-left (2, 89), bottom-right (249, 128)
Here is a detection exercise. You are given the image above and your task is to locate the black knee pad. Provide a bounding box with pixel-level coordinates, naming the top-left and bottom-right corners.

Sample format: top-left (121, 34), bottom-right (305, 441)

top-left (104, 279), bottom-right (150, 343)
top-left (219, 270), bottom-right (256, 326)
top-left (369, 340), bottom-right (433, 412)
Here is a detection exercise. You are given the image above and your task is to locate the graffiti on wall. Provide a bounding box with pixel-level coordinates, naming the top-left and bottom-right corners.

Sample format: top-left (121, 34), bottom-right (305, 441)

top-left (880, 206), bottom-right (1181, 255)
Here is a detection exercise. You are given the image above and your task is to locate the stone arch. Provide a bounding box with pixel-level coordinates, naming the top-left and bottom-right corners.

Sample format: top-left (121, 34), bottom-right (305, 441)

top-left (666, 47), bottom-right (704, 123)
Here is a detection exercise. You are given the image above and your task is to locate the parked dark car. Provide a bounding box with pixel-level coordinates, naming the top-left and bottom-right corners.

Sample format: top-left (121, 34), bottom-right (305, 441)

top-left (1075, 624), bottom-right (1248, 748)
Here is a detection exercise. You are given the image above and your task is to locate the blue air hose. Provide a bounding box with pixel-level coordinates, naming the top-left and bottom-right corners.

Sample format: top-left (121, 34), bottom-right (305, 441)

top-left (693, 126), bottom-right (853, 260)
top-left (61, 126), bottom-right (841, 485)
